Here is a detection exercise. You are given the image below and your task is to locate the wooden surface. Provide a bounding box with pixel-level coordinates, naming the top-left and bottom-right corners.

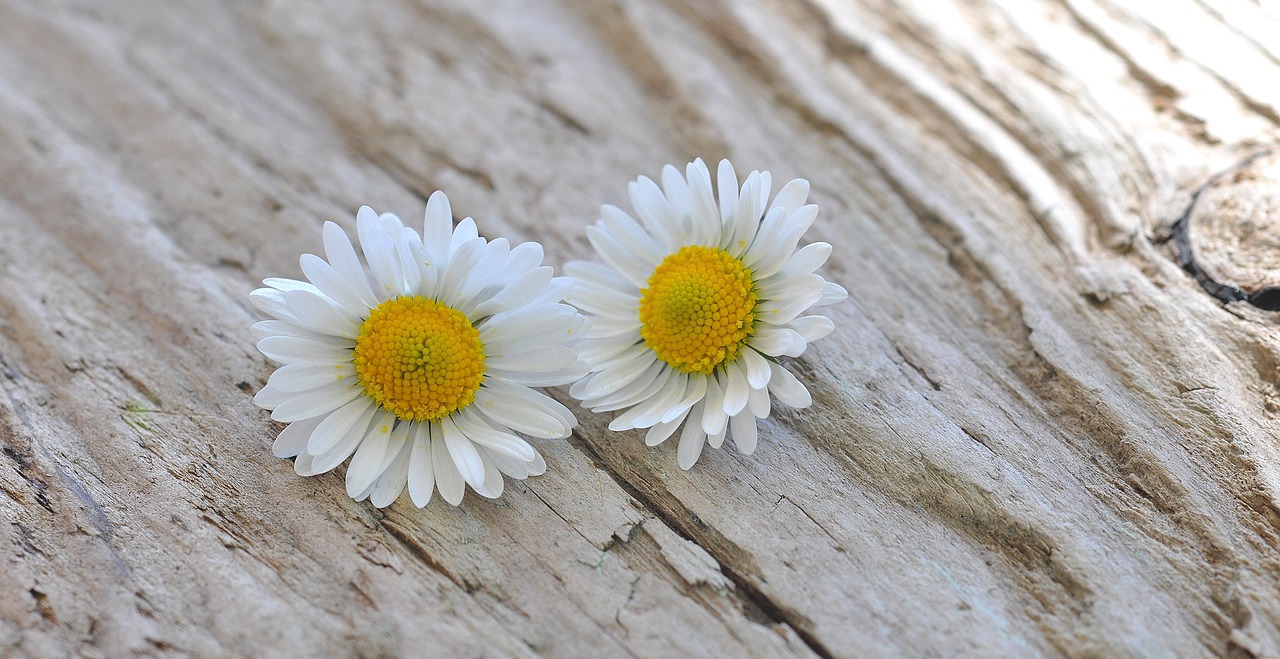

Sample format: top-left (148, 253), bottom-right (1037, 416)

top-left (1, 0), bottom-right (1279, 656)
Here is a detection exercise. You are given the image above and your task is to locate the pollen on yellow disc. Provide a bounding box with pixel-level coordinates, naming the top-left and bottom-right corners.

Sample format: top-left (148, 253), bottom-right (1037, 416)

top-left (639, 245), bottom-right (758, 375)
top-left (353, 296), bottom-right (485, 422)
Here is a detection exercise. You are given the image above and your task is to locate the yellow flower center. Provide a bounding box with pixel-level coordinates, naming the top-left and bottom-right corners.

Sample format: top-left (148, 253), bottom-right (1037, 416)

top-left (353, 296), bottom-right (485, 422)
top-left (639, 245), bottom-right (758, 375)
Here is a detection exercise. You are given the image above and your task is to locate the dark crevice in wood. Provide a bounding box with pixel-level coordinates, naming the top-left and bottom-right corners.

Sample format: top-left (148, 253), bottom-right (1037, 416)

top-left (566, 430), bottom-right (834, 659)
top-left (1166, 148), bottom-right (1280, 310)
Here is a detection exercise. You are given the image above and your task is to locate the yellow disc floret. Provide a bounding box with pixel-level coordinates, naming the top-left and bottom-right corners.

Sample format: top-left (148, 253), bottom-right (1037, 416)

top-left (639, 245), bottom-right (758, 375)
top-left (354, 296), bottom-right (485, 422)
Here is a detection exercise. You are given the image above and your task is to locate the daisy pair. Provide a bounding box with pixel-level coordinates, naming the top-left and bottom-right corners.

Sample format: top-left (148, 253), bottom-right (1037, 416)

top-left (251, 159), bottom-right (845, 508)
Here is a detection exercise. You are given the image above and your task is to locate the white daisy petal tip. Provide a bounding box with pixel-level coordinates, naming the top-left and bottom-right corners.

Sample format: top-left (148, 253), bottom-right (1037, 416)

top-left (567, 159), bottom-right (844, 468)
top-left (250, 197), bottom-right (584, 507)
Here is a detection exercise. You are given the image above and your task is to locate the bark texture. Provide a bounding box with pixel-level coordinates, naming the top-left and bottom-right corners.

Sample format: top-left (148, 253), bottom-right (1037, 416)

top-left (1, 0), bottom-right (1279, 656)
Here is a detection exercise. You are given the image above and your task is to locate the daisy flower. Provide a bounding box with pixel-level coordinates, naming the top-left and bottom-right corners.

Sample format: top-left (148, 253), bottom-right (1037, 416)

top-left (250, 193), bottom-right (588, 507)
top-left (566, 159), bottom-right (846, 469)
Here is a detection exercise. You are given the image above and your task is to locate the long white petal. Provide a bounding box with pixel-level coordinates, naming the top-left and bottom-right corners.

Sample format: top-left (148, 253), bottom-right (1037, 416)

top-left (407, 424), bottom-right (435, 507)
top-left (271, 414), bottom-right (324, 458)
top-left (257, 335), bottom-right (352, 365)
top-left (283, 289), bottom-right (360, 339)
top-left (768, 362), bottom-right (812, 408)
top-left (730, 413), bottom-right (758, 454)
top-left (306, 397), bottom-right (376, 455)
top-left (470, 450), bottom-right (505, 499)
top-left (323, 221), bottom-right (379, 309)
top-left (432, 431), bottom-right (465, 506)
top-left (370, 431), bottom-right (413, 508)
top-left (270, 384), bottom-right (362, 423)
top-left (442, 416), bottom-right (485, 487)
top-left (268, 361), bottom-right (356, 393)
top-left (345, 417), bottom-right (393, 497)
top-left (300, 253), bottom-right (368, 316)
top-left (677, 419), bottom-right (708, 470)
top-left (722, 361), bottom-right (750, 416)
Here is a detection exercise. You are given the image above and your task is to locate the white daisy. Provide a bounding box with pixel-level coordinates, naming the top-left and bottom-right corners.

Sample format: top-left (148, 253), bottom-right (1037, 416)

top-left (250, 192), bottom-right (588, 507)
top-left (566, 159), bottom-right (847, 469)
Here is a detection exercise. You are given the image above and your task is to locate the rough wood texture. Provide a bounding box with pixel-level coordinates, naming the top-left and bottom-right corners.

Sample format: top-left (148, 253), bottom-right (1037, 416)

top-left (2, 0), bottom-right (1278, 656)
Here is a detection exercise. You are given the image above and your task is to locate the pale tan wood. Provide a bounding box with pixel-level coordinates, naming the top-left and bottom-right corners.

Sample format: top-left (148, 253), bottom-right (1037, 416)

top-left (1, 0), bottom-right (1278, 656)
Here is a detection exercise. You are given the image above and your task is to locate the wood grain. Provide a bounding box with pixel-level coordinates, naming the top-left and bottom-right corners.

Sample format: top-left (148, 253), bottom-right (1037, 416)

top-left (1, 0), bottom-right (1278, 656)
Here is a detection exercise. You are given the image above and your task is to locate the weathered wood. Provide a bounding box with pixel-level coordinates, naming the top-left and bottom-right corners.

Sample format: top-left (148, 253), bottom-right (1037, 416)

top-left (1, 0), bottom-right (1278, 656)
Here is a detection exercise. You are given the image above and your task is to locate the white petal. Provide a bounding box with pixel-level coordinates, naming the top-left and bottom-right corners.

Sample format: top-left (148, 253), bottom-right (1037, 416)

top-left (450, 218), bottom-right (479, 255)
top-left (453, 238), bottom-right (510, 310)
top-left (488, 359), bottom-right (590, 387)
top-left (665, 375), bottom-right (707, 423)
top-left (768, 362), bottom-right (812, 408)
top-left (268, 361), bottom-right (356, 393)
top-left (766, 242), bottom-right (831, 281)
top-left (627, 179), bottom-right (678, 250)
top-left (789, 315), bottom-right (835, 343)
top-left (455, 410), bottom-right (537, 461)
top-left (253, 384), bottom-right (293, 410)
top-left (470, 450), bottom-right (505, 499)
top-left (270, 384), bottom-right (362, 422)
top-left (730, 413), bottom-right (758, 454)
top-left (751, 207), bottom-right (819, 279)
top-left (527, 451), bottom-right (547, 476)
top-left (307, 397), bottom-right (376, 455)
top-left (751, 326), bottom-right (807, 357)
top-left (701, 375), bottom-right (727, 435)
top-left (607, 370), bottom-right (684, 431)
top-left (485, 447), bottom-right (532, 479)
top-left (564, 259), bottom-right (635, 294)
top-left (357, 206), bottom-right (404, 300)
top-left (585, 362), bottom-right (668, 412)
top-left (432, 431), bottom-right (466, 506)
top-left (423, 191), bottom-right (453, 268)
top-left (722, 362), bottom-right (750, 416)
top-left (661, 165), bottom-right (693, 227)
top-left (442, 416), bottom-right (485, 487)
top-left (600, 205), bottom-right (665, 268)
top-left (323, 221), bottom-right (379, 309)
top-left (677, 419), bottom-right (708, 470)
top-left (407, 424), bottom-right (435, 507)
top-left (496, 241), bottom-right (545, 283)
top-left (814, 281), bottom-right (849, 307)
top-left (474, 387), bottom-right (572, 439)
top-left (312, 408), bottom-right (385, 474)
top-left (587, 224), bottom-right (652, 288)
top-left (481, 303), bottom-right (582, 344)
top-left (482, 379), bottom-right (578, 433)
top-left (284, 289), bottom-right (360, 339)
top-left (771, 178), bottom-right (810, 218)
top-left (487, 346), bottom-right (578, 373)
top-left (299, 253), bottom-right (367, 316)
top-left (748, 382), bottom-right (772, 418)
top-left (707, 423), bottom-right (727, 449)
top-left (686, 159), bottom-right (719, 245)
top-left (271, 414), bottom-right (324, 458)
top-left (436, 237), bottom-right (484, 306)
top-left (741, 348), bottom-right (772, 389)
top-left (469, 266), bottom-right (554, 319)
top-left (257, 335), bottom-right (352, 365)
top-left (346, 417), bottom-right (393, 497)
top-left (397, 227), bottom-right (424, 296)
top-left (370, 435), bottom-right (413, 508)
top-left (646, 406), bottom-right (691, 446)
top-left (717, 159), bottom-right (739, 228)
top-left (251, 320), bottom-right (348, 346)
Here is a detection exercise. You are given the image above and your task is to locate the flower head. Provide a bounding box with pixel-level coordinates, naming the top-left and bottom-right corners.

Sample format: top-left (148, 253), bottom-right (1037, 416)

top-left (566, 159), bottom-right (846, 468)
top-left (251, 193), bottom-right (588, 507)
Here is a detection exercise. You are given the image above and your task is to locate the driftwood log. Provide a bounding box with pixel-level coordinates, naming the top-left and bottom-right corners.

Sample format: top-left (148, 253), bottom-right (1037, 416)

top-left (2, 1), bottom-right (1279, 656)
